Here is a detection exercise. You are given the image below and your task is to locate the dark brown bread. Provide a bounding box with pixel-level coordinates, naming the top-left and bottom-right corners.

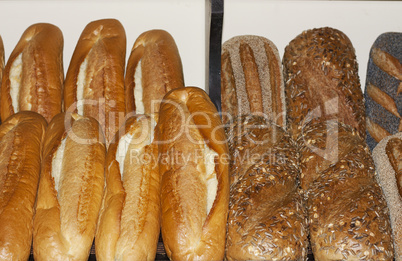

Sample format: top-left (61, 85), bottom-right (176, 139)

top-left (300, 121), bottom-right (394, 260)
top-left (221, 35), bottom-right (285, 127)
top-left (284, 27), bottom-right (394, 260)
top-left (225, 115), bottom-right (308, 260)
top-left (1, 23), bottom-right (63, 123)
top-left (283, 27), bottom-right (365, 139)
top-left (0, 112), bottom-right (47, 260)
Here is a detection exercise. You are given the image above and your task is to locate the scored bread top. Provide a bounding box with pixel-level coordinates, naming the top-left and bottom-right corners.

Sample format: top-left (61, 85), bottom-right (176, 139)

top-left (221, 35), bottom-right (285, 127)
top-left (157, 87), bottom-right (229, 260)
top-left (64, 19), bottom-right (126, 145)
top-left (283, 27), bottom-right (365, 139)
top-left (34, 112), bottom-right (106, 260)
top-left (125, 29), bottom-right (184, 117)
top-left (0, 23), bottom-right (64, 123)
top-left (0, 111), bottom-right (47, 261)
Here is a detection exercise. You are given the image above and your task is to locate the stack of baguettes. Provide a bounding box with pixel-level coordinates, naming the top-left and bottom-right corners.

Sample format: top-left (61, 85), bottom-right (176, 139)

top-left (221, 27), bottom-right (395, 260)
top-left (0, 18), bottom-right (230, 261)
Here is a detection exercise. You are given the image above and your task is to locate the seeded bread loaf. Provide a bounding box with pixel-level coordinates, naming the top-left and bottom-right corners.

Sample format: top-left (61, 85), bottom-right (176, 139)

top-left (225, 115), bottom-right (308, 260)
top-left (283, 27), bottom-right (365, 140)
top-left (372, 132), bottom-right (402, 261)
top-left (364, 33), bottom-right (402, 150)
top-left (300, 121), bottom-right (394, 260)
top-left (284, 27), bottom-right (394, 260)
top-left (221, 35), bottom-right (286, 127)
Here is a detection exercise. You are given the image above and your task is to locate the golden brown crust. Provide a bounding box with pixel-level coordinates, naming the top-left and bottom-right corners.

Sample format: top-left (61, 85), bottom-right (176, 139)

top-left (283, 27), bottom-right (365, 139)
top-left (157, 87), bottom-right (229, 260)
top-left (221, 35), bottom-right (285, 127)
top-left (95, 115), bottom-right (160, 261)
top-left (33, 112), bottom-right (106, 261)
top-left (1, 23), bottom-right (63, 123)
top-left (0, 111), bottom-right (47, 261)
top-left (64, 19), bottom-right (126, 145)
top-left (300, 121), bottom-right (394, 260)
top-left (225, 115), bottom-right (308, 260)
top-left (0, 35), bottom-right (4, 94)
top-left (386, 138), bottom-right (402, 198)
top-left (125, 29), bottom-right (184, 117)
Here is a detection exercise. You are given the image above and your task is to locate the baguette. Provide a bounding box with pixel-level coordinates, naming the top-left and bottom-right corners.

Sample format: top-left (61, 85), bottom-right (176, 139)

top-left (95, 115), bottom-right (160, 261)
top-left (364, 32), bottom-right (402, 150)
top-left (157, 87), bottom-right (229, 260)
top-left (125, 29), bottom-right (184, 117)
top-left (373, 132), bottom-right (402, 260)
top-left (0, 111), bottom-right (47, 260)
top-left (33, 112), bottom-right (106, 260)
top-left (221, 35), bottom-right (285, 126)
top-left (284, 27), bottom-right (394, 260)
top-left (0, 35), bottom-right (4, 93)
top-left (225, 115), bottom-right (308, 260)
top-left (64, 19), bottom-right (126, 145)
top-left (0, 23), bottom-right (63, 123)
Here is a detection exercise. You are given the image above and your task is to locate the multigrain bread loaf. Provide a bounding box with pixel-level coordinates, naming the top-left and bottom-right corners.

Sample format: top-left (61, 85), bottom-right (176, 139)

top-left (221, 35), bottom-right (286, 127)
top-left (373, 132), bottom-right (402, 261)
top-left (157, 87), bottom-right (229, 260)
top-left (125, 30), bottom-right (184, 117)
top-left (284, 27), bottom-right (394, 260)
top-left (96, 115), bottom-right (160, 261)
top-left (300, 121), bottom-right (394, 260)
top-left (33, 112), bottom-right (106, 260)
top-left (0, 23), bottom-right (64, 123)
top-left (225, 115), bottom-right (308, 260)
top-left (283, 27), bottom-right (365, 140)
top-left (64, 19), bottom-right (126, 145)
top-left (0, 111), bottom-right (47, 261)
top-left (364, 33), bottom-right (402, 150)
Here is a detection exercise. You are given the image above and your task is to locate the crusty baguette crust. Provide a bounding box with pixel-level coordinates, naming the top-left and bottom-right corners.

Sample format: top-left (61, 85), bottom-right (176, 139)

top-left (221, 35), bottom-right (285, 127)
top-left (95, 115), bottom-right (160, 261)
top-left (64, 19), bottom-right (126, 145)
top-left (157, 87), bottom-right (229, 260)
top-left (0, 111), bottom-right (47, 261)
top-left (225, 115), bottom-right (308, 260)
top-left (283, 27), bottom-right (365, 139)
top-left (33, 112), bottom-right (106, 261)
top-left (373, 132), bottom-right (402, 261)
top-left (125, 29), bottom-right (184, 117)
top-left (1, 23), bottom-right (63, 123)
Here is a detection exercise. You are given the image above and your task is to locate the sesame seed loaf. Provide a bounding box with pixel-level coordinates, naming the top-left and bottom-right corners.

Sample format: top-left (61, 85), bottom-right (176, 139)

top-left (221, 35), bottom-right (286, 127)
top-left (283, 27), bottom-right (366, 140)
top-left (373, 132), bottom-right (402, 261)
top-left (300, 121), bottom-right (394, 260)
top-left (225, 115), bottom-right (308, 260)
top-left (364, 33), bottom-right (402, 150)
top-left (284, 27), bottom-right (394, 260)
